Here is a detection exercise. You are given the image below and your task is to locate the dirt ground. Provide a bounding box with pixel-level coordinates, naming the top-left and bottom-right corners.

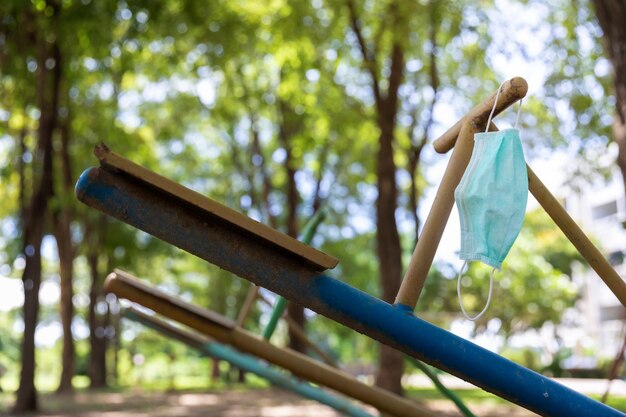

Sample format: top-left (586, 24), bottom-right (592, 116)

top-left (0, 388), bottom-right (540, 417)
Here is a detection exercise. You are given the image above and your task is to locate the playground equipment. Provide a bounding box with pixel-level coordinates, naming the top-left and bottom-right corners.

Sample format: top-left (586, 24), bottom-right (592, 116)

top-left (121, 306), bottom-right (375, 417)
top-left (254, 209), bottom-right (474, 417)
top-left (256, 290), bottom-right (338, 366)
top-left (396, 77), bottom-right (626, 311)
top-left (75, 77), bottom-right (626, 416)
top-left (107, 269), bottom-right (437, 417)
top-left (239, 208), bottom-right (339, 367)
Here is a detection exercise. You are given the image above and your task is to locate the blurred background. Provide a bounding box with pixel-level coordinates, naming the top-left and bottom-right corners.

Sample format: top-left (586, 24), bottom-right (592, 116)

top-left (1, 0), bottom-right (626, 414)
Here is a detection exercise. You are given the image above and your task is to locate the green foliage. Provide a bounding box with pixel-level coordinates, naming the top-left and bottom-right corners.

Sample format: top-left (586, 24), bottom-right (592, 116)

top-left (0, 0), bottom-right (618, 393)
top-left (518, 0), bottom-right (615, 183)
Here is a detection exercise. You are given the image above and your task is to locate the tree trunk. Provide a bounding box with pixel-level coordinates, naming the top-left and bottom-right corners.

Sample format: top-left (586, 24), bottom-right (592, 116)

top-left (110, 302), bottom-right (121, 386)
top-left (284, 147), bottom-right (306, 353)
top-left (592, 1), bottom-right (626, 195)
top-left (211, 358), bottom-right (221, 382)
top-left (278, 100), bottom-right (307, 353)
top-left (54, 119), bottom-right (75, 393)
top-left (374, 106), bottom-right (405, 396)
top-left (13, 25), bottom-right (61, 414)
top-left (14, 217), bottom-right (46, 413)
top-left (373, 41), bottom-right (406, 396)
top-left (407, 11), bottom-right (439, 248)
top-left (346, 0), bottom-right (406, 394)
top-left (407, 147), bottom-right (422, 246)
top-left (87, 231), bottom-right (107, 389)
top-left (18, 125), bottom-right (27, 224)
top-left (249, 115), bottom-right (277, 229)
top-left (55, 215), bottom-right (75, 392)
top-left (311, 143), bottom-right (330, 213)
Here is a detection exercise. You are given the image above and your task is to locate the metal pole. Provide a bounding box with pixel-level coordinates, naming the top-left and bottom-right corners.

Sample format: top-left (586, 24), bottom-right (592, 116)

top-left (407, 358), bottom-right (476, 417)
top-left (262, 296), bottom-right (287, 340)
top-left (257, 292), bottom-right (338, 367)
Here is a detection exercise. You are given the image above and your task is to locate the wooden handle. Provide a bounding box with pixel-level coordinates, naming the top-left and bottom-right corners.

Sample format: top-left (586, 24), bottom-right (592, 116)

top-left (106, 269), bottom-right (236, 329)
top-left (398, 116), bottom-right (626, 312)
top-left (433, 77), bottom-right (528, 154)
top-left (527, 167), bottom-right (626, 308)
top-left (395, 121), bottom-right (479, 308)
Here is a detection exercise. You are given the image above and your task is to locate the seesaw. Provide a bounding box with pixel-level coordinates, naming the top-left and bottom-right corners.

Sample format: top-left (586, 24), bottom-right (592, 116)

top-left (247, 208), bottom-right (475, 417)
top-left (236, 208), bottom-right (474, 416)
top-left (107, 269), bottom-right (437, 417)
top-left (75, 77), bottom-right (626, 416)
top-left (237, 208), bottom-right (339, 367)
top-left (121, 305), bottom-right (374, 417)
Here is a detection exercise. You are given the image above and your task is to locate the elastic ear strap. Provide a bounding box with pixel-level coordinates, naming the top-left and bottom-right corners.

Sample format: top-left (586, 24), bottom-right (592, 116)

top-left (485, 80), bottom-right (507, 133)
top-left (457, 263), bottom-right (494, 321)
top-left (514, 98), bottom-right (523, 128)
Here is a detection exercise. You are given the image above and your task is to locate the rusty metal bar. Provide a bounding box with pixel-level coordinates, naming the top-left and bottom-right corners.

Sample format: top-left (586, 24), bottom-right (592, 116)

top-left (93, 143), bottom-right (338, 271)
top-left (122, 307), bottom-right (374, 417)
top-left (107, 270), bottom-right (436, 417)
top-left (124, 307), bottom-right (210, 350)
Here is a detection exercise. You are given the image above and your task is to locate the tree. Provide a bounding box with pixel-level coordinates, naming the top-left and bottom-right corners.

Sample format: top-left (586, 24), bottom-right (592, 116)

top-left (85, 215), bottom-right (108, 388)
top-left (339, 0), bottom-right (494, 394)
top-left (592, 1), bottom-right (626, 192)
top-left (345, 0), bottom-right (407, 394)
top-left (52, 105), bottom-right (76, 393)
top-left (194, 2), bottom-right (353, 352)
top-left (4, 0), bottom-right (595, 401)
top-left (7, 1), bottom-right (62, 411)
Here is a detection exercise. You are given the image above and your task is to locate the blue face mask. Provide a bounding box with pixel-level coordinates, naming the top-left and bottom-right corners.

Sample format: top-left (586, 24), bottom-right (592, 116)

top-left (454, 86), bottom-right (528, 320)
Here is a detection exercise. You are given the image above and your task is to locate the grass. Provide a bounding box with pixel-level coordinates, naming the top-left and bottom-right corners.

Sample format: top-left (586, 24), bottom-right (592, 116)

top-left (594, 395), bottom-right (626, 412)
top-left (2, 379), bottom-right (626, 414)
top-left (407, 386), bottom-right (626, 412)
top-left (0, 374), bottom-right (272, 413)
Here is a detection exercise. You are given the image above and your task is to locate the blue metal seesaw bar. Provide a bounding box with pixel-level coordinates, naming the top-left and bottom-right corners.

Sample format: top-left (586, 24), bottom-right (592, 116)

top-left (76, 143), bottom-right (625, 417)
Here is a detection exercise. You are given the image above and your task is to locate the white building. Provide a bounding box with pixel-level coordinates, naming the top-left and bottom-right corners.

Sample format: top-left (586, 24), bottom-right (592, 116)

top-left (565, 169), bottom-right (626, 358)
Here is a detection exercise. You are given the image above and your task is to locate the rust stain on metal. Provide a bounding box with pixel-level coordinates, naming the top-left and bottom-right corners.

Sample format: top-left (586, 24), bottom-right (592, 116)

top-left (94, 144), bottom-right (338, 271)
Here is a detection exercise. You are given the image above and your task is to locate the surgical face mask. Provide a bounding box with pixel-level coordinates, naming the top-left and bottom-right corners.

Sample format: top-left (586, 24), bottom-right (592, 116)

top-left (454, 83), bottom-right (528, 321)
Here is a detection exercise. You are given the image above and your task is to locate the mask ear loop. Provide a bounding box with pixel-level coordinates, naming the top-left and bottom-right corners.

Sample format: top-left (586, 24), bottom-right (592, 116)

top-left (485, 80), bottom-right (524, 133)
top-left (514, 98), bottom-right (523, 129)
top-left (457, 261), bottom-right (495, 321)
top-left (485, 80), bottom-right (506, 133)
